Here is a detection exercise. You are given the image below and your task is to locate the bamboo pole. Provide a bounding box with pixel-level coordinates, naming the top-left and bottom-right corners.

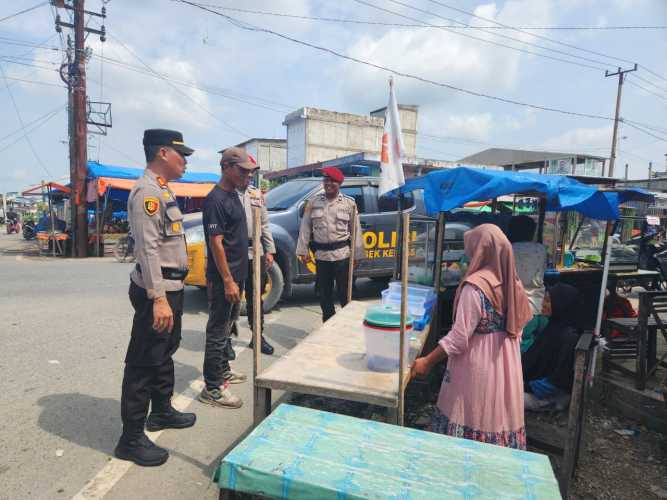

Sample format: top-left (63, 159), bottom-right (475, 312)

top-left (433, 212), bottom-right (446, 291)
top-left (95, 194), bottom-right (101, 257)
top-left (346, 206), bottom-right (358, 304)
top-left (398, 211), bottom-right (410, 426)
top-left (48, 185), bottom-right (56, 257)
top-left (252, 205), bottom-right (262, 398)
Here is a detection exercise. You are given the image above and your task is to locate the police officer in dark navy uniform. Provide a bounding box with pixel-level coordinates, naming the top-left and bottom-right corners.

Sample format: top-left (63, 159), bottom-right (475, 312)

top-left (114, 129), bottom-right (196, 467)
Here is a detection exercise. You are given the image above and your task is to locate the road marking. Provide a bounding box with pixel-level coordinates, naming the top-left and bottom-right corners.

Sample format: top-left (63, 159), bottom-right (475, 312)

top-left (71, 377), bottom-right (206, 500)
top-left (72, 311), bottom-right (278, 499)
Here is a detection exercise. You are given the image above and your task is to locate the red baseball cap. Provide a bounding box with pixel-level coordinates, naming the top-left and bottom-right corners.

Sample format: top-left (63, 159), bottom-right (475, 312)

top-left (321, 166), bottom-right (344, 183)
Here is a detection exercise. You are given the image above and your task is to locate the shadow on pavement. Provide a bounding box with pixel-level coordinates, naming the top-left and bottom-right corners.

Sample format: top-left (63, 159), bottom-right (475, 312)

top-left (36, 362), bottom-right (201, 454)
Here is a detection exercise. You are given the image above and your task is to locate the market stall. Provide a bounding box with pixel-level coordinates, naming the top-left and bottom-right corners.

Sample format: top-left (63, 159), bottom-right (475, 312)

top-left (85, 161), bottom-right (218, 256)
top-left (21, 182), bottom-right (71, 256)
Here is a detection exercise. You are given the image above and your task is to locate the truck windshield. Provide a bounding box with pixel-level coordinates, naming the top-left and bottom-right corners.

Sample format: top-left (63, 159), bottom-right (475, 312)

top-left (265, 180), bottom-right (319, 211)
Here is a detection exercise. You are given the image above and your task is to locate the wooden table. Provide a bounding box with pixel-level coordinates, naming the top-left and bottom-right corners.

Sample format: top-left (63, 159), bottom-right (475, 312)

top-left (609, 269), bottom-right (661, 291)
top-left (603, 313), bottom-right (664, 390)
top-left (215, 404), bottom-right (561, 500)
top-left (254, 300), bottom-right (430, 426)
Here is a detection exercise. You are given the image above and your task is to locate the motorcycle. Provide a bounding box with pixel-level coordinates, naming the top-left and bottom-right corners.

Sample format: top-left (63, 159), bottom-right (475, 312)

top-left (6, 218), bottom-right (20, 234)
top-left (22, 220), bottom-right (36, 240)
top-left (652, 247), bottom-right (667, 291)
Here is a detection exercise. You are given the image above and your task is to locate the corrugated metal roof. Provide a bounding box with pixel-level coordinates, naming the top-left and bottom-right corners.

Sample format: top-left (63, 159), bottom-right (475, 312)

top-left (458, 147), bottom-right (607, 166)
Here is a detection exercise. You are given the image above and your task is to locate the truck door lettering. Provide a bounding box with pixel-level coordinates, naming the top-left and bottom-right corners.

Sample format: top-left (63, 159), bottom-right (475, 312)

top-left (377, 231), bottom-right (390, 249)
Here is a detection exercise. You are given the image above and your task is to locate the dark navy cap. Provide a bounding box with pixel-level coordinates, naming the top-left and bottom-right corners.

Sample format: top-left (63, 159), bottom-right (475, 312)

top-left (142, 129), bottom-right (194, 156)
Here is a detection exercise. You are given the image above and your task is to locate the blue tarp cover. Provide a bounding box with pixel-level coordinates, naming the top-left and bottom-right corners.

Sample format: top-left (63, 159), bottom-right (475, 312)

top-left (398, 166), bottom-right (652, 220)
top-left (214, 404), bottom-right (561, 499)
top-left (87, 161), bottom-right (218, 183)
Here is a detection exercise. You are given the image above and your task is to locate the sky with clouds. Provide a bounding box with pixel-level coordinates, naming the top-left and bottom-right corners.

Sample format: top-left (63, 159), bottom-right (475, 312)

top-left (0, 0), bottom-right (666, 192)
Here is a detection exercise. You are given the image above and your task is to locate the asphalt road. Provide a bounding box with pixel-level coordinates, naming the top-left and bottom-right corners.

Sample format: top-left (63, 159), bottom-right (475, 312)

top-left (0, 232), bottom-right (383, 500)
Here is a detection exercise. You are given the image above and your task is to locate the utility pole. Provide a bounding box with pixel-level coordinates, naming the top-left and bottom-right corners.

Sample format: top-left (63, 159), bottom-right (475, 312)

top-left (605, 64), bottom-right (637, 178)
top-left (54, 0), bottom-right (106, 257)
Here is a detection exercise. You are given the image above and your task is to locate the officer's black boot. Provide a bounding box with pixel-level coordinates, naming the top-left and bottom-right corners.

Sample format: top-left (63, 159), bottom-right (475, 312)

top-left (145, 406), bottom-right (196, 432)
top-left (248, 336), bottom-right (274, 355)
top-left (114, 429), bottom-right (169, 467)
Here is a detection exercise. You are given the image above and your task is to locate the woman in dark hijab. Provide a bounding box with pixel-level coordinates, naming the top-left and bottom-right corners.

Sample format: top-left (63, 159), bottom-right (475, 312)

top-left (522, 283), bottom-right (581, 410)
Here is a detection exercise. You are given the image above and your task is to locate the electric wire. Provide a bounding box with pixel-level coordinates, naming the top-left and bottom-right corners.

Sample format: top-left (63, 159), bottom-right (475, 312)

top-left (632, 73), bottom-right (667, 94)
top-left (352, 0), bottom-right (609, 71)
top-left (0, 103), bottom-right (67, 144)
top-left (0, 62), bottom-right (55, 175)
top-left (107, 31), bottom-right (251, 139)
top-left (0, 107), bottom-right (65, 155)
top-left (0, 1), bottom-right (49, 24)
top-left (625, 78), bottom-right (667, 103)
top-left (422, 0), bottom-right (636, 66)
top-left (175, 1), bottom-right (618, 120)
top-left (190, 3), bottom-right (667, 31)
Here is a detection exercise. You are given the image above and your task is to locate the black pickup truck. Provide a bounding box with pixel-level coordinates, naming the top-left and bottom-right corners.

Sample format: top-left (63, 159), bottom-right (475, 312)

top-left (184, 177), bottom-right (470, 312)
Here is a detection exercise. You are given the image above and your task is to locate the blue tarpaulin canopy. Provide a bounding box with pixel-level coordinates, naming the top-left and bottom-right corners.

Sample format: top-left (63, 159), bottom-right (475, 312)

top-left (397, 166), bottom-right (653, 220)
top-left (87, 161), bottom-right (219, 183)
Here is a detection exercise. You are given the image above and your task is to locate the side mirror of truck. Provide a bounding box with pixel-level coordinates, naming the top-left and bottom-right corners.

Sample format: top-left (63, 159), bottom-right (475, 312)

top-left (298, 202), bottom-right (305, 218)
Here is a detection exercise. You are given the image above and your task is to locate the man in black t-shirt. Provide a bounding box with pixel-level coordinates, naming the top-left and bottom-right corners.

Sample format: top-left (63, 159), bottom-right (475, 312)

top-left (199, 147), bottom-right (258, 409)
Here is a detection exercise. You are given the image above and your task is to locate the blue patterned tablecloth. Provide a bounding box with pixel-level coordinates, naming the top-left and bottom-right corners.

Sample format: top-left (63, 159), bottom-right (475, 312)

top-left (214, 404), bottom-right (561, 499)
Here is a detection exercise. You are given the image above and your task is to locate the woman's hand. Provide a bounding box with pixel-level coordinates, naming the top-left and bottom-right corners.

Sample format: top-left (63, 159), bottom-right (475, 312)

top-left (410, 357), bottom-right (432, 379)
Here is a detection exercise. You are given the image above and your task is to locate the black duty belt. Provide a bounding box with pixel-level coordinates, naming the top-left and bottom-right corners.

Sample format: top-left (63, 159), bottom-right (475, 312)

top-left (310, 239), bottom-right (351, 251)
top-left (135, 264), bottom-right (189, 280)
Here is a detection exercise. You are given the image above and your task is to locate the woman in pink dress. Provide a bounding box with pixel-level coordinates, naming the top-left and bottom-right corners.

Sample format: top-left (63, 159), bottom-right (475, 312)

top-left (412, 224), bottom-right (532, 449)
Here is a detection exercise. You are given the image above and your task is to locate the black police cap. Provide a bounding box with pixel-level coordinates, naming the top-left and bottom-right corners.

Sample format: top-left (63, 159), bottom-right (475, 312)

top-left (142, 129), bottom-right (194, 156)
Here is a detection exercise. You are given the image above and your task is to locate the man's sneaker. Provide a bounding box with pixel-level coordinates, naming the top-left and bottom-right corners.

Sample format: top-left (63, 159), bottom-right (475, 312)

top-left (223, 369), bottom-right (247, 384)
top-left (198, 385), bottom-right (243, 409)
top-left (145, 406), bottom-right (196, 432)
top-left (114, 433), bottom-right (168, 467)
top-left (248, 336), bottom-right (275, 355)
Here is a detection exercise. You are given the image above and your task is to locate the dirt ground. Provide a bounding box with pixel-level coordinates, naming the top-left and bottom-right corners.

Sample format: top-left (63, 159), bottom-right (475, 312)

top-left (567, 404), bottom-right (667, 500)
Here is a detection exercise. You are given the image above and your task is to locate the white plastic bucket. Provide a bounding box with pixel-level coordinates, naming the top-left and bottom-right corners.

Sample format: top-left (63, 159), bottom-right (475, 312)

top-left (363, 320), bottom-right (411, 372)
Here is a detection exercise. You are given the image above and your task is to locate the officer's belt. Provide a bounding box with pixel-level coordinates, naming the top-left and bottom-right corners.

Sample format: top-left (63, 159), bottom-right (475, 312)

top-left (135, 264), bottom-right (189, 281)
top-left (309, 239), bottom-right (350, 251)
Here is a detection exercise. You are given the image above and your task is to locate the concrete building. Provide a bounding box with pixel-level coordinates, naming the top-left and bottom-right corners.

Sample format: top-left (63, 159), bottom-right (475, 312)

top-left (235, 138), bottom-right (287, 173)
top-left (283, 105), bottom-right (418, 168)
top-left (264, 151), bottom-right (454, 184)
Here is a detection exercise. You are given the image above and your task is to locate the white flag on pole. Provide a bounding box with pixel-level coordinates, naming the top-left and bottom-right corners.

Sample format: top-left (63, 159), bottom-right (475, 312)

top-left (378, 77), bottom-right (406, 196)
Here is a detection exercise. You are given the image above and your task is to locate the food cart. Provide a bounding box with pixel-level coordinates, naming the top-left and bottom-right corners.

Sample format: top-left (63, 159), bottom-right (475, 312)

top-left (21, 182), bottom-right (72, 256)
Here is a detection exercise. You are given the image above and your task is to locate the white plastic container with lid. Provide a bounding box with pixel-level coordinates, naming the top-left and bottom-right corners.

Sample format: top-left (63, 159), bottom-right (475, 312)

top-left (363, 305), bottom-right (413, 372)
top-left (386, 281), bottom-right (436, 302)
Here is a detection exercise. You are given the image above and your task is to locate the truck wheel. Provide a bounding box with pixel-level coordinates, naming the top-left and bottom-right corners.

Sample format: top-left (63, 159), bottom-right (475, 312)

top-left (239, 263), bottom-right (285, 315)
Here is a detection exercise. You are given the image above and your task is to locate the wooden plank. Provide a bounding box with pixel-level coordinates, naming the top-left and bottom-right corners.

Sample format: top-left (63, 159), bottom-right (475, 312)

top-left (638, 293), bottom-right (650, 390)
top-left (560, 333), bottom-right (592, 499)
top-left (253, 387), bottom-right (271, 426)
top-left (255, 300), bottom-right (430, 408)
top-left (346, 206), bottom-right (357, 304)
top-left (398, 211), bottom-right (410, 426)
top-left (526, 419), bottom-right (568, 454)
